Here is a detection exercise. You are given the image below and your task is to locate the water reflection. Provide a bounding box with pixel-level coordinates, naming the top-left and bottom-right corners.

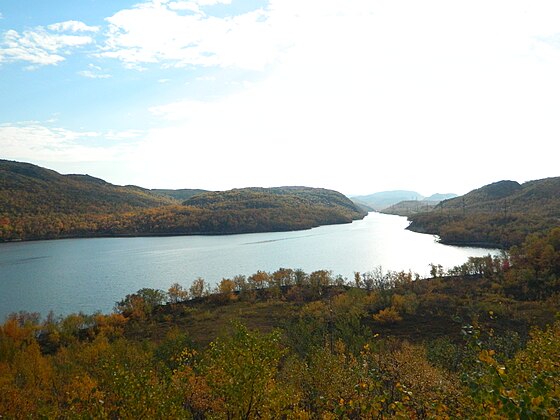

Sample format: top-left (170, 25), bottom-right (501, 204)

top-left (0, 212), bottom-right (498, 319)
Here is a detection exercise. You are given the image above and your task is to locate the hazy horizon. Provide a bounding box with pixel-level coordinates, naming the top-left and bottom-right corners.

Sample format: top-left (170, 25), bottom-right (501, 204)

top-left (3, 157), bottom-right (546, 198)
top-left (2, 1), bottom-right (559, 196)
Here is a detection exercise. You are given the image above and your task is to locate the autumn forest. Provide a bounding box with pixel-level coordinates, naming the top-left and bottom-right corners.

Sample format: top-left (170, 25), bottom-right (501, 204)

top-left (0, 160), bottom-right (366, 242)
top-left (1, 160), bottom-right (560, 418)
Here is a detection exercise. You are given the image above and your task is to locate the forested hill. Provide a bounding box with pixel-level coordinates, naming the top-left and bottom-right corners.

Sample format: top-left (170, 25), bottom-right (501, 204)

top-left (382, 200), bottom-right (439, 216)
top-left (184, 187), bottom-right (362, 214)
top-left (407, 177), bottom-right (560, 247)
top-left (151, 188), bottom-right (208, 201)
top-left (0, 159), bottom-right (176, 215)
top-left (0, 160), bottom-right (366, 241)
top-left (177, 187), bottom-right (367, 234)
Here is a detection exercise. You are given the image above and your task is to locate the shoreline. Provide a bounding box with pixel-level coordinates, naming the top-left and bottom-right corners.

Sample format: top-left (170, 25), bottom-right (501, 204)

top-left (404, 225), bottom-right (505, 250)
top-left (0, 214), bottom-right (366, 244)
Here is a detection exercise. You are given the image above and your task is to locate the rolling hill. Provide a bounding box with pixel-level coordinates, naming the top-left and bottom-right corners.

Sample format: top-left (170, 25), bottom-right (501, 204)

top-left (151, 188), bottom-right (208, 201)
top-left (0, 160), bottom-right (366, 241)
top-left (381, 200), bottom-right (440, 216)
top-left (0, 159), bottom-right (176, 216)
top-left (407, 177), bottom-right (560, 247)
top-left (185, 187), bottom-right (361, 213)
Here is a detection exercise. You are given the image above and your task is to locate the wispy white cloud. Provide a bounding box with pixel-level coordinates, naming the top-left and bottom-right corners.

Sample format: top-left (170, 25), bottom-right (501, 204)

top-left (97, 0), bottom-right (288, 70)
top-left (78, 70), bottom-right (111, 79)
top-left (189, 0), bottom-right (232, 5)
top-left (104, 129), bottom-right (143, 140)
top-left (1, 29), bottom-right (65, 65)
top-left (166, 1), bottom-right (201, 13)
top-left (48, 20), bottom-right (100, 33)
top-left (78, 63), bottom-right (111, 78)
top-left (0, 25), bottom-right (94, 66)
top-left (167, 0), bottom-right (232, 13)
top-left (0, 122), bottom-right (135, 162)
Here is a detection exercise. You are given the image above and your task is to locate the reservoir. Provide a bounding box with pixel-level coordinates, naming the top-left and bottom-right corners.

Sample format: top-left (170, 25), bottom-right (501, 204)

top-left (0, 212), bottom-right (499, 320)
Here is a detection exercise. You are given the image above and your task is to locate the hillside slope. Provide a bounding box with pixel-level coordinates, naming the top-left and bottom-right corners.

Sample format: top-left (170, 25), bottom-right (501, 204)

top-left (0, 159), bottom-right (176, 216)
top-left (185, 187), bottom-right (361, 213)
top-left (0, 161), bottom-right (366, 241)
top-left (173, 187), bottom-right (367, 234)
top-left (382, 200), bottom-right (439, 216)
top-left (407, 177), bottom-right (560, 247)
top-left (151, 188), bottom-right (208, 201)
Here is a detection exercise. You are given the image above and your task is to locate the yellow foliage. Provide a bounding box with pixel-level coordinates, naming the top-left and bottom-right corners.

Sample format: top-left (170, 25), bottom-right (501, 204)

top-left (372, 306), bottom-right (403, 324)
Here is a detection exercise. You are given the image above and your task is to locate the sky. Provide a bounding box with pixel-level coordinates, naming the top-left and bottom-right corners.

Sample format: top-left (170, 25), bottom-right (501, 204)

top-left (1, 0), bottom-right (560, 196)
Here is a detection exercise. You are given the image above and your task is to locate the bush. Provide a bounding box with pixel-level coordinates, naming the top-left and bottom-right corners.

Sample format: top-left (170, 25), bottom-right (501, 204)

top-left (372, 306), bottom-right (402, 324)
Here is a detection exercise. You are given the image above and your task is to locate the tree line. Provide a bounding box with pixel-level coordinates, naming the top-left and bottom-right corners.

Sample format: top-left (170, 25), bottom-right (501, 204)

top-left (0, 203), bottom-right (362, 241)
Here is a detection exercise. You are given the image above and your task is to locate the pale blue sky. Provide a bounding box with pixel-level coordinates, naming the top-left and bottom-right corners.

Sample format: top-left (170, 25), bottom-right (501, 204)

top-left (2, 0), bottom-right (560, 195)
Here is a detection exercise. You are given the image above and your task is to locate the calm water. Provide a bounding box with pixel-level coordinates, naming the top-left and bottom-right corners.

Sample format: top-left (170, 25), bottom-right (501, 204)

top-left (0, 212), bottom-right (498, 320)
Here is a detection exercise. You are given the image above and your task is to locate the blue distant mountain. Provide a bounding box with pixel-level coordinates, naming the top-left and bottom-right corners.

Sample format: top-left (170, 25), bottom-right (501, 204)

top-left (351, 191), bottom-right (457, 212)
top-left (424, 193), bottom-right (458, 202)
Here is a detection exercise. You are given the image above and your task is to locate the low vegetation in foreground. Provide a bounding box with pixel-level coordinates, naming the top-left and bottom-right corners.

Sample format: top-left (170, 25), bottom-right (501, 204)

top-left (1, 228), bottom-right (560, 418)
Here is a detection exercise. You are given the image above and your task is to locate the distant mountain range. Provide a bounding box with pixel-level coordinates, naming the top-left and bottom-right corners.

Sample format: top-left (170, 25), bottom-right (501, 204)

top-left (0, 160), bottom-right (365, 241)
top-left (351, 190), bottom-right (457, 211)
top-left (381, 200), bottom-right (441, 216)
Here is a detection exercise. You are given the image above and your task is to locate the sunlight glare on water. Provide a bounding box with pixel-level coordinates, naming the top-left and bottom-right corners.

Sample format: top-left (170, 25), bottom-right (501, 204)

top-left (0, 212), bottom-right (499, 319)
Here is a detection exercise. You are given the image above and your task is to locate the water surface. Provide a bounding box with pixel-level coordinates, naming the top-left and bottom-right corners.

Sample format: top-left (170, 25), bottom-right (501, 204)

top-left (0, 212), bottom-right (498, 319)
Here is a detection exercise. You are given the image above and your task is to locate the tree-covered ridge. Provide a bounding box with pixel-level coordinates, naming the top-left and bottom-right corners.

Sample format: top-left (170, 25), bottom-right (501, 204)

top-left (184, 186), bottom-right (364, 214)
top-left (381, 200), bottom-right (439, 216)
top-left (0, 159), bottom-right (177, 216)
top-left (1, 228), bottom-right (559, 418)
top-left (0, 160), bottom-right (366, 241)
top-left (435, 178), bottom-right (560, 214)
top-left (151, 188), bottom-right (208, 201)
top-left (404, 177), bottom-right (560, 248)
